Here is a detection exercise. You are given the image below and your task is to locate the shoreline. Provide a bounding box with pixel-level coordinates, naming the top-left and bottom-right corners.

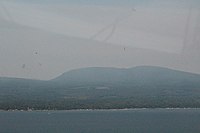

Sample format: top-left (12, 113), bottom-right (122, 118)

top-left (1, 108), bottom-right (200, 112)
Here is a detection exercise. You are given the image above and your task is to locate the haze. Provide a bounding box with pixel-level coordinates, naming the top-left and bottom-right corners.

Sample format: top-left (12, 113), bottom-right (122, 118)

top-left (0, 0), bottom-right (199, 80)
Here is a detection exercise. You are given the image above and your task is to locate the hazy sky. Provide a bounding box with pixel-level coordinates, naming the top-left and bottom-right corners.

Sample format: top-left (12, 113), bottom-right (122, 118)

top-left (0, 0), bottom-right (199, 80)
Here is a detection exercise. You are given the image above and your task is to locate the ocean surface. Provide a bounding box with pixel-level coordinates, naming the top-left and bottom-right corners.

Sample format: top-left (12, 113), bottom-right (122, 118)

top-left (0, 109), bottom-right (200, 133)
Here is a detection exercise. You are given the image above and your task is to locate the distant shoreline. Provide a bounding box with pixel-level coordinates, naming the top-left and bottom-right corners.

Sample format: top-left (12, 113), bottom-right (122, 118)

top-left (1, 108), bottom-right (200, 112)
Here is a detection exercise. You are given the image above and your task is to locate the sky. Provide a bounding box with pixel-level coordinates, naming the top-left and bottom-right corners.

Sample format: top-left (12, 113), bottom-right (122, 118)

top-left (0, 0), bottom-right (200, 80)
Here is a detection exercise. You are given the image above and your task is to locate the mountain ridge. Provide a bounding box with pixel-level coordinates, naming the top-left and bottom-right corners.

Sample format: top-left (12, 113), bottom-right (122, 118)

top-left (52, 66), bottom-right (200, 87)
top-left (54, 65), bottom-right (200, 79)
top-left (1, 66), bottom-right (200, 110)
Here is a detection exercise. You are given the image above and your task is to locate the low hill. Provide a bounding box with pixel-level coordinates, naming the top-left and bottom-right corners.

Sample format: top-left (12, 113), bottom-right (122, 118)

top-left (53, 66), bottom-right (200, 87)
top-left (1, 66), bottom-right (200, 110)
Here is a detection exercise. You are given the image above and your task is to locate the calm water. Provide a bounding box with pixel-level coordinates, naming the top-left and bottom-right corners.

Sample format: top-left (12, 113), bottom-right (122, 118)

top-left (0, 109), bottom-right (200, 133)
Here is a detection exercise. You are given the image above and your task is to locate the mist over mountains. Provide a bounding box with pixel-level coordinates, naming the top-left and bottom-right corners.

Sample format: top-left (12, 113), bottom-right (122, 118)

top-left (0, 0), bottom-right (200, 80)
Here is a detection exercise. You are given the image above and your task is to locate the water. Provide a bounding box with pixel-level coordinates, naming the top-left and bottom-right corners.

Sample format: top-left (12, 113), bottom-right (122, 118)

top-left (0, 109), bottom-right (200, 133)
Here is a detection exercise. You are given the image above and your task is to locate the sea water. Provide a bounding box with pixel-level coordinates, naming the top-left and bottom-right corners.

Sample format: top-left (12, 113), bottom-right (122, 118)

top-left (0, 109), bottom-right (200, 133)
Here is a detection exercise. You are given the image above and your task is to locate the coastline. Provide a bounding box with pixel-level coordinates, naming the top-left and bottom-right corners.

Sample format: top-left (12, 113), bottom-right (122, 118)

top-left (1, 107), bottom-right (200, 112)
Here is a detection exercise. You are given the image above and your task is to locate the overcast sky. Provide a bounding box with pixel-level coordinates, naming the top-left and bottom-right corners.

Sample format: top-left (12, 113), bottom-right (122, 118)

top-left (0, 0), bottom-right (199, 80)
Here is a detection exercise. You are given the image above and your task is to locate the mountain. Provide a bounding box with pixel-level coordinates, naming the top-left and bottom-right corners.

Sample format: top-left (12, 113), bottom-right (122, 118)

top-left (53, 66), bottom-right (200, 87)
top-left (1, 66), bottom-right (200, 110)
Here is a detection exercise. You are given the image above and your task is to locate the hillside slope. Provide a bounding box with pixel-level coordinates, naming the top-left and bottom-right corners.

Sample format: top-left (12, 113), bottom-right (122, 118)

top-left (1, 66), bottom-right (200, 110)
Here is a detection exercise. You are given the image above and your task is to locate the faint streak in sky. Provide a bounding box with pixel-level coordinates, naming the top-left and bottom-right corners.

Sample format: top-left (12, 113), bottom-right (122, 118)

top-left (22, 64), bottom-right (26, 69)
top-left (182, 6), bottom-right (200, 55)
top-left (182, 6), bottom-right (192, 54)
top-left (0, 1), bottom-right (14, 22)
top-left (102, 22), bottom-right (117, 42)
top-left (193, 10), bottom-right (200, 50)
top-left (38, 63), bottom-right (42, 67)
top-left (90, 8), bottom-right (136, 42)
